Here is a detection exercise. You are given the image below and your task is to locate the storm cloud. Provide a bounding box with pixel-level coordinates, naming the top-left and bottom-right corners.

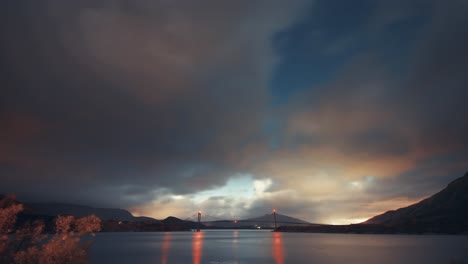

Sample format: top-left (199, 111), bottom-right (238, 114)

top-left (1, 0), bottom-right (467, 223)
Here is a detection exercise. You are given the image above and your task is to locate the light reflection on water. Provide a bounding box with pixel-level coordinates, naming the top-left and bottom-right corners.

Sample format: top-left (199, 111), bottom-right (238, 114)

top-left (89, 230), bottom-right (468, 264)
top-left (273, 232), bottom-right (284, 264)
top-left (161, 232), bottom-right (171, 264)
top-left (192, 232), bottom-right (203, 264)
top-left (232, 230), bottom-right (238, 264)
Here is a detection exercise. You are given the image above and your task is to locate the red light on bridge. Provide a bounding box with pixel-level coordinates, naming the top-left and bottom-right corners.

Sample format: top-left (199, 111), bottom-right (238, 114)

top-left (234, 220), bottom-right (238, 224)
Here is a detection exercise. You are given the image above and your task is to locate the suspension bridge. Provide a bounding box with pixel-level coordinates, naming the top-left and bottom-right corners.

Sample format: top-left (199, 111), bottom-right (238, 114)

top-left (183, 210), bottom-right (311, 231)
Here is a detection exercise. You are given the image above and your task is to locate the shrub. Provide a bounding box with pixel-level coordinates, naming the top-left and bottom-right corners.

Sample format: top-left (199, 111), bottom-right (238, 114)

top-left (0, 195), bottom-right (101, 264)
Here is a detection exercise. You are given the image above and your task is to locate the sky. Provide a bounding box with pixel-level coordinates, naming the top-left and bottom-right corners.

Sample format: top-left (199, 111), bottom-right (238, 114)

top-left (1, 0), bottom-right (468, 224)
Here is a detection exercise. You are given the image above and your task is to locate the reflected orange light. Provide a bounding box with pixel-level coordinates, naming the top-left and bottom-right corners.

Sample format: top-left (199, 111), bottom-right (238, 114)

top-left (232, 230), bottom-right (239, 262)
top-left (161, 232), bottom-right (171, 264)
top-left (192, 231), bottom-right (204, 264)
top-left (272, 232), bottom-right (284, 264)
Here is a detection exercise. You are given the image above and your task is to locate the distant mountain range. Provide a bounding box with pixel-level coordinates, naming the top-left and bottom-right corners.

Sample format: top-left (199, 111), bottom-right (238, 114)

top-left (203, 213), bottom-right (311, 228)
top-left (1, 199), bottom-right (203, 232)
top-left (24, 202), bottom-right (310, 228)
top-left (1, 195), bottom-right (310, 231)
top-left (26, 202), bottom-right (157, 222)
top-left (278, 171), bottom-right (468, 234)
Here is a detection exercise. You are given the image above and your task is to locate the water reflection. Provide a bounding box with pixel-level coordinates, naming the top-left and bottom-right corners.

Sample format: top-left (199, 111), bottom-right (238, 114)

top-left (90, 231), bottom-right (468, 264)
top-left (272, 232), bottom-right (284, 264)
top-left (233, 230), bottom-right (239, 244)
top-left (161, 232), bottom-right (171, 264)
top-left (233, 231), bottom-right (239, 264)
top-left (192, 232), bottom-right (204, 264)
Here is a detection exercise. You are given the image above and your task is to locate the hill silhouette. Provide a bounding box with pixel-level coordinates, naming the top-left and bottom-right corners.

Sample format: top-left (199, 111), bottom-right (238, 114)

top-left (1, 196), bottom-right (201, 232)
top-left (27, 202), bottom-right (157, 222)
top-left (278, 171), bottom-right (468, 234)
top-left (363, 171), bottom-right (468, 233)
top-left (203, 213), bottom-right (311, 228)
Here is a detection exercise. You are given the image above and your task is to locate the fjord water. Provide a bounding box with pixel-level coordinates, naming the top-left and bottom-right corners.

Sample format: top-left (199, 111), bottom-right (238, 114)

top-left (89, 230), bottom-right (468, 264)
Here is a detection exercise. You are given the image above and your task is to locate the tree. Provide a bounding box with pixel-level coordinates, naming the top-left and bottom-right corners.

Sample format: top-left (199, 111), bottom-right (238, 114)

top-left (0, 195), bottom-right (101, 264)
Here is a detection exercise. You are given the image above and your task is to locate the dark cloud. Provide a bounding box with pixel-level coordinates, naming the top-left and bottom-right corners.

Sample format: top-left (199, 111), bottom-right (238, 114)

top-left (283, 0), bottom-right (468, 163)
top-left (0, 0), bottom-right (309, 207)
top-left (1, 0), bottom-right (467, 222)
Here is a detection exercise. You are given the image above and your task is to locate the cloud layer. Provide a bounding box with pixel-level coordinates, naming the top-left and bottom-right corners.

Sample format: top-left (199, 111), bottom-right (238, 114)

top-left (1, 0), bottom-right (467, 223)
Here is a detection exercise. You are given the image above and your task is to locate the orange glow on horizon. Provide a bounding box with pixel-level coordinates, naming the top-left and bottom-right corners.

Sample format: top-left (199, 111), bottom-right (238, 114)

top-left (272, 232), bottom-right (284, 264)
top-left (161, 232), bottom-right (171, 264)
top-left (192, 231), bottom-right (203, 264)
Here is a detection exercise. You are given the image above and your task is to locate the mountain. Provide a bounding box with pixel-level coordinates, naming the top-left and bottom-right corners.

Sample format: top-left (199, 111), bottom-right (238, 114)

top-left (102, 216), bottom-right (202, 232)
top-left (1, 196), bottom-right (204, 232)
top-left (161, 216), bottom-right (204, 230)
top-left (277, 171), bottom-right (468, 234)
top-left (245, 213), bottom-right (311, 227)
top-left (203, 213), bottom-right (311, 228)
top-left (1, 196), bottom-right (199, 232)
top-left (364, 171), bottom-right (468, 233)
top-left (26, 202), bottom-right (158, 222)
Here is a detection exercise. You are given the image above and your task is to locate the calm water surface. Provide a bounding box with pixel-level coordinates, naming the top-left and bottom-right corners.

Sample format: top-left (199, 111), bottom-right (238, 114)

top-left (89, 230), bottom-right (468, 264)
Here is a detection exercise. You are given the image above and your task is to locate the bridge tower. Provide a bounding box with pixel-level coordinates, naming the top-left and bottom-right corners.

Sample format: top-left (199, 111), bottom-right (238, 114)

top-left (197, 211), bottom-right (201, 232)
top-left (273, 209), bottom-right (277, 230)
